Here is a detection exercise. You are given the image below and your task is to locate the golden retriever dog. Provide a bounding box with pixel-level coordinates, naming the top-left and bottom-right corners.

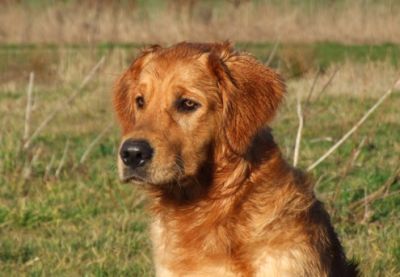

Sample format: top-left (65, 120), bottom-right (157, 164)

top-left (113, 42), bottom-right (359, 276)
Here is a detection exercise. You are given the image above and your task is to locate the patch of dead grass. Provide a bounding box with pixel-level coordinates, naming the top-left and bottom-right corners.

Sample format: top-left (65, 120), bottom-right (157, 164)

top-left (0, 1), bottom-right (400, 44)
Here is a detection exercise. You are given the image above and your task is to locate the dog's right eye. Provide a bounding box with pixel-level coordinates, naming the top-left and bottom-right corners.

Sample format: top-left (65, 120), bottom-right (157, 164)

top-left (176, 98), bottom-right (200, 113)
top-left (136, 96), bottom-right (145, 109)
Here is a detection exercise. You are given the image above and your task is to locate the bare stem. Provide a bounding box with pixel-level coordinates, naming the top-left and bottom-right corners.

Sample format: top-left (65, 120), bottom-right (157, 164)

top-left (23, 72), bottom-right (35, 143)
top-left (79, 122), bottom-right (113, 165)
top-left (44, 154), bottom-right (56, 180)
top-left (55, 139), bottom-right (70, 178)
top-left (304, 68), bottom-right (321, 106)
top-left (293, 93), bottom-right (303, 167)
top-left (24, 56), bottom-right (105, 150)
top-left (349, 165), bottom-right (400, 211)
top-left (265, 40), bottom-right (280, 66)
top-left (307, 79), bottom-right (399, 171)
top-left (313, 66), bottom-right (340, 102)
top-left (22, 146), bottom-right (42, 180)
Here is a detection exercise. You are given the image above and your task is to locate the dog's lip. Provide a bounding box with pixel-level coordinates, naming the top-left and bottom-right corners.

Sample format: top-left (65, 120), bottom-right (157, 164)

top-left (121, 173), bottom-right (147, 183)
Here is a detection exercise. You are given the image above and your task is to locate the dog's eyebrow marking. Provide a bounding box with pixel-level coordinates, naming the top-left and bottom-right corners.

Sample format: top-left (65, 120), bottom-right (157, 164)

top-left (152, 68), bottom-right (161, 80)
top-left (142, 63), bottom-right (162, 80)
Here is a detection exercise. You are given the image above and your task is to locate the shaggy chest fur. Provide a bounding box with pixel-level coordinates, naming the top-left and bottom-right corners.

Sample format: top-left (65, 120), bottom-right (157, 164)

top-left (150, 203), bottom-right (320, 276)
top-left (149, 169), bottom-right (324, 277)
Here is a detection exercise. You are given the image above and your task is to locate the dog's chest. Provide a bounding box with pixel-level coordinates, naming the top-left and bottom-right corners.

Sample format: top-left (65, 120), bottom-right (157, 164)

top-left (150, 218), bottom-right (311, 277)
top-left (150, 218), bottom-right (239, 276)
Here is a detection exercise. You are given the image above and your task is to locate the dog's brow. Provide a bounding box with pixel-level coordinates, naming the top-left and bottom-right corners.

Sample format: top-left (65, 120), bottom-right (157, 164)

top-left (153, 68), bottom-right (161, 79)
top-left (142, 64), bottom-right (162, 80)
top-left (185, 88), bottom-right (206, 100)
top-left (137, 83), bottom-right (147, 92)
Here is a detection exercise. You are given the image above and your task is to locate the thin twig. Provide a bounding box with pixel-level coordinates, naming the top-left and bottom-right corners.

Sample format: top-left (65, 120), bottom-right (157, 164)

top-left (330, 137), bottom-right (366, 217)
top-left (307, 79), bottom-right (399, 171)
top-left (293, 93), bottom-right (303, 167)
top-left (79, 122), bottom-right (113, 165)
top-left (55, 139), bottom-right (70, 178)
top-left (309, 137), bottom-right (333, 143)
top-left (44, 154), bottom-right (56, 180)
top-left (313, 66), bottom-right (340, 102)
top-left (23, 72), bottom-right (35, 143)
top-left (340, 136), bottom-right (366, 176)
top-left (349, 165), bottom-right (400, 211)
top-left (396, 79), bottom-right (400, 90)
top-left (131, 193), bottom-right (147, 210)
top-left (362, 187), bottom-right (370, 224)
top-left (22, 147), bottom-right (42, 180)
top-left (24, 56), bottom-right (105, 150)
top-left (304, 68), bottom-right (321, 107)
top-left (265, 40), bottom-right (280, 66)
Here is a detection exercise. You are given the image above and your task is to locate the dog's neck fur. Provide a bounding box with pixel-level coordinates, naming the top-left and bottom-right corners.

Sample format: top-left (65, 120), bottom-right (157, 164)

top-left (146, 128), bottom-right (317, 275)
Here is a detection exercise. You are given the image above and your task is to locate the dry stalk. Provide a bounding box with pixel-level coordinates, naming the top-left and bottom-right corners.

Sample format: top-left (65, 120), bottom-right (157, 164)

top-left (304, 68), bottom-right (321, 106)
top-left (106, 181), bottom-right (128, 212)
top-left (330, 137), bottom-right (366, 217)
top-left (23, 72), bottom-right (34, 143)
top-left (44, 154), bottom-right (56, 180)
top-left (265, 40), bottom-right (280, 66)
top-left (55, 139), bottom-right (70, 178)
top-left (313, 66), bottom-right (340, 102)
top-left (396, 78), bottom-right (400, 90)
top-left (361, 187), bottom-right (371, 224)
top-left (309, 137), bottom-right (333, 143)
top-left (22, 146), bottom-right (42, 180)
top-left (342, 137), bottom-right (366, 175)
top-left (131, 193), bottom-right (147, 210)
top-left (293, 93), bottom-right (303, 167)
top-left (79, 121), bottom-right (113, 165)
top-left (307, 79), bottom-right (399, 171)
top-left (349, 165), bottom-right (400, 211)
top-left (23, 56), bottom-right (105, 150)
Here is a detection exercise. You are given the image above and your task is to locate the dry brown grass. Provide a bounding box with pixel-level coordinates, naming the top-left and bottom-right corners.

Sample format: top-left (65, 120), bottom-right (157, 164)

top-left (290, 59), bottom-right (400, 99)
top-left (1, 0), bottom-right (400, 44)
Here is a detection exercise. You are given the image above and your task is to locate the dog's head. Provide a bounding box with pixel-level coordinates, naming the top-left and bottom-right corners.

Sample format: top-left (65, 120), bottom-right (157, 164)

top-left (114, 42), bottom-right (285, 186)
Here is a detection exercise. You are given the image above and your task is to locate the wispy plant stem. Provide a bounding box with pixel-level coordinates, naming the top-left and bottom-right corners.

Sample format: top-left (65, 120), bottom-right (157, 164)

top-left (307, 79), bottom-right (399, 171)
top-left (293, 93), bottom-right (303, 167)
top-left (23, 56), bottom-right (105, 150)
top-left (23, 72), bottom-right (34, 143)
top-left (79, 122), bottom-right (113, 165)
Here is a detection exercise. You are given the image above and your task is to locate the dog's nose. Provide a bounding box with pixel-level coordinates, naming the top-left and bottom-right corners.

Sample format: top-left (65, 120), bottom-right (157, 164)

top-left (119, 139), bottom-right (153, 169)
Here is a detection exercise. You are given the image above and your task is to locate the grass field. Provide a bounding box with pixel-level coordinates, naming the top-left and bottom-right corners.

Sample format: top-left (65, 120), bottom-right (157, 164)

top-left (0, 42), bottom-right (399, 276)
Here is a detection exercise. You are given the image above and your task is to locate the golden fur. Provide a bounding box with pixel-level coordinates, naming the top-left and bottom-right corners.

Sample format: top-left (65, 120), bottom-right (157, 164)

top-left (113, 42), bottom-right (359, 276)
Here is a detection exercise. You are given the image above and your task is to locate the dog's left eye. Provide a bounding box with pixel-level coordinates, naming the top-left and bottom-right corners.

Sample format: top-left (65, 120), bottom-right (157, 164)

top-left (136, 96), bottom-right (145, 109)
top-left (176, 98), bottom-right (200, 112)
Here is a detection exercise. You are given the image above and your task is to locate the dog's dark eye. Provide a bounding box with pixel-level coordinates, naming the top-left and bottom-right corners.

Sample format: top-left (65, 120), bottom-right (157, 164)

top-left (176, 98), bottom-right (200, 112)
top-left (136, 96), bottom-right (145, 109)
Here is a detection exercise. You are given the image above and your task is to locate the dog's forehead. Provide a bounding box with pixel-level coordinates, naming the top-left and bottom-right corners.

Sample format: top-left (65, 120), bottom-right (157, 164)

top-left (138, 55), bottom-right (213, 92)
top-left (137, 51), bottom-right (220, 103)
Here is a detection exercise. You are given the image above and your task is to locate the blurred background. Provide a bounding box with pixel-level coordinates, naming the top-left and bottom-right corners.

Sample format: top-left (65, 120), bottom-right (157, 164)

top-left (0, 0), bottom-right (399, 276)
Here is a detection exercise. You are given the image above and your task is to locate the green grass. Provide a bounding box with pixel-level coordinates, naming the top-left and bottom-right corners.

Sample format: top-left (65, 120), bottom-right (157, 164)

top-left (0, 46), bottom-right (399, 276)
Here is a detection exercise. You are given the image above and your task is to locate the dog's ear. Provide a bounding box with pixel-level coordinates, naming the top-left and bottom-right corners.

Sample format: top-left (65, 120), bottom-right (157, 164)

top-left (113, 45), bottom-right (161, 133)
top-left (208, 43), bottom-right (285, 155)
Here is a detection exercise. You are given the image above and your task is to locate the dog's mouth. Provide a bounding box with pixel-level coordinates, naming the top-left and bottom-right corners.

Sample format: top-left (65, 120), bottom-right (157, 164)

top-left (119, 159), bottom-right (185, 186)
top-left (121, 173), bottom-right (148, 184)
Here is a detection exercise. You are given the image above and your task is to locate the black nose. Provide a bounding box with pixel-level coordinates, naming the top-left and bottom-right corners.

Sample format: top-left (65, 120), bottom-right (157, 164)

top-left (119, 140), bottom-right (153, 169)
